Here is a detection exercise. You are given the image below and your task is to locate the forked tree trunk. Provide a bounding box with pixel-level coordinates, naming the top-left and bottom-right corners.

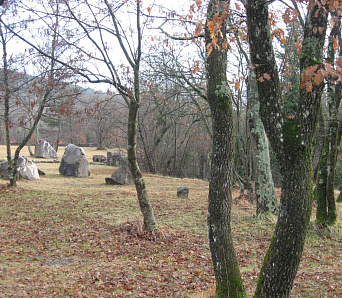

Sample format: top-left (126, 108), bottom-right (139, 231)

top-left (247, 0), bottom-right (328, 296)
top-left (205, 1), bottom-right (246, 296)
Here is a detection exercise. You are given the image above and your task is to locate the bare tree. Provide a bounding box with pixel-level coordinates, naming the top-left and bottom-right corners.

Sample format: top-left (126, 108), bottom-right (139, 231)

top-left (2, 0), bottom-right (158, 229)
top-left (0, 1), bottom-right (69, 186)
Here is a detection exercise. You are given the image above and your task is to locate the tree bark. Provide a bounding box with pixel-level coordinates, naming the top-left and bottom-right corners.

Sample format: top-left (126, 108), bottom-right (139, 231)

top-left (127, 99), bottom-right (157, 230)
top-left (246, 0), bottom-right (328, 296)
top-left (55, 119), bottom-right (62, 153)
top-left (1, 22), bottom-right (15, 186)
top-left (205, 1), bottom-right (246, 296)
top-left (247, 73), bottom-right (278, 215)
top-left (314, 10), bottom-right (341, 226)
top-left (315, 121), bottom-right (340, 225)
top-left (27, 145), bottom-right (35, 157)
top-left (125, 0), bottom-right (157, 230)
top-left (255, 143), bottom-right (314, 297)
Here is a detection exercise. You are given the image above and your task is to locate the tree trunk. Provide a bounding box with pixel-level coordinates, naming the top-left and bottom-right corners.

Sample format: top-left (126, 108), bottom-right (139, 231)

top-left (207, 102), bottom-right (245, 297)
top-left (314, 10), bottom-right (341, 226)
top-left (27, 145), bottom-right (35, 157)
top-left (315, 139), bottom-right (329, 222)
top-left (247, 73), bottom-right (278, 215)
top-left (246, 0), bottom-right (328, 296)
top-left (127, 100), bottom-right (157, 230)
top-left (315, 123), bottom-right (339, 226)
top-left (1, 22), bottom-right (16, 187)
top-left (124, 0), bottom-right (158, 230)
top-left (313, 110), bottom-right (326, 181)
top-left (255, 144), bottom-right (313, 297)
top-left (55, 119), bottom-right (62, 153)
top-left (325, 120), bottom-right (339, 224)
top-left (205, 1), bottom-right (246, 296)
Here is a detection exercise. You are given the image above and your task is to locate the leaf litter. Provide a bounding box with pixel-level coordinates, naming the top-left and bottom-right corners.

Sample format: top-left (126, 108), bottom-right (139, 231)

top-left (0, 163), bottom-right (341, 297)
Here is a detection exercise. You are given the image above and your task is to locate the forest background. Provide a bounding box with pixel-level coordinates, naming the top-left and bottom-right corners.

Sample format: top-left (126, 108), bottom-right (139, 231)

top-left (1, 0), bottom-right (341, 187)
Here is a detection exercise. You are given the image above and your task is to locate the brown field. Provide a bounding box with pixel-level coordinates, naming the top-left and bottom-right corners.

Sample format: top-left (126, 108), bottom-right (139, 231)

top-left (0, 145), bottom-right (341, 297)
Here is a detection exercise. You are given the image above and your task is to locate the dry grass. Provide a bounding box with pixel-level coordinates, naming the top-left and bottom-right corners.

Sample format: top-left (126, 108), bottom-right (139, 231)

top-left (0, 145), bottom-right (341, 297)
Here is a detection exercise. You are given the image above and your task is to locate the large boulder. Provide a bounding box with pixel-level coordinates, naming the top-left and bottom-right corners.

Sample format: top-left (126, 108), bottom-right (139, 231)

top-left (0, 156), bottom-right (40, 180)
top-left (105, 156), bottom-right (133, 185)
top-left (35, 141), bottom-right (57, 159)
top-left (59, 144), bottom-right (90, 177)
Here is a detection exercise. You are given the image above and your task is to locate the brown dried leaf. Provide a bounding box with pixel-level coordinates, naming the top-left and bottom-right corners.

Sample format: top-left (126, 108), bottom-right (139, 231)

top-left (305, 81), bottom-right (313, 92)
top-left (263, 73), bottom-right (271, 81)
top-left (336, 56), bottom-right (342, 67)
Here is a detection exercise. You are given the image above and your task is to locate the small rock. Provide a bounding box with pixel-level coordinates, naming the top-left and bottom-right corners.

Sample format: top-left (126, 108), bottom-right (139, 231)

top-left (93, 155), bottom-right (106, 162)
top-left (177, 186), bottom-right (189, 198)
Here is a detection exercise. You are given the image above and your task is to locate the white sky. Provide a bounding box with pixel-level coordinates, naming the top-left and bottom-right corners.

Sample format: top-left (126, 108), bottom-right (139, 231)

top-left (0, 0), bottom-right (310, 93)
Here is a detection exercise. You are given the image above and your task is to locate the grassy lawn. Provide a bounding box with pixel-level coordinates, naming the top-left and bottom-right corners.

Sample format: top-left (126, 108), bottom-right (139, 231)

top-left (0, 145), bottom-right (341, 297)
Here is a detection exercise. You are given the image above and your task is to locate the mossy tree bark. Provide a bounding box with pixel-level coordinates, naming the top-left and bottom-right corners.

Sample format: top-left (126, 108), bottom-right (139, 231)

top-left (247, 0), bottom-right (328, 296)
top-left (315, 127), bottom-right (340, 225)
top-left (247, 73), bottom-right (278, 215)
top-left (314, 10), bottom-right (341, 226)
top-left (228, 17), bottom-right (278, 216)
top-left (205, 1), bottom-right (246, 296)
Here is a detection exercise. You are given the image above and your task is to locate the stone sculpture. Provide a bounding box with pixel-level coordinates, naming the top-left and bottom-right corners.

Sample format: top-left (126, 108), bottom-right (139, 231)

top-left (0, 156), bottom-right (40, 180)
top-left (59, 144), bottom-right (90, 177)
top-left (35, 141), bottom-right (57, 159)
